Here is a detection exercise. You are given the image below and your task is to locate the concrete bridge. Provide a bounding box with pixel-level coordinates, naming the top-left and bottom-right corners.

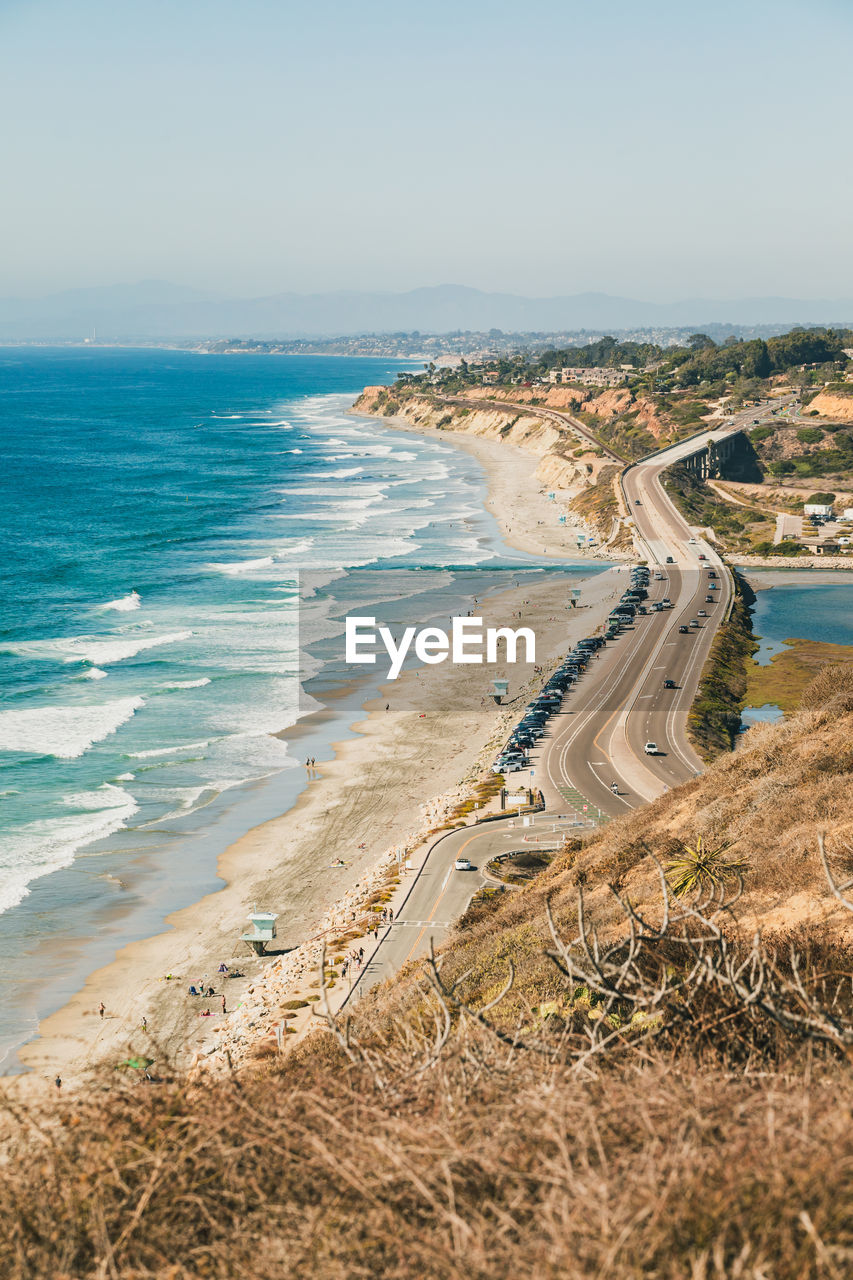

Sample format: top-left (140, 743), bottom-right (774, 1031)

top-left (679, 428), bottom-right (749, 479)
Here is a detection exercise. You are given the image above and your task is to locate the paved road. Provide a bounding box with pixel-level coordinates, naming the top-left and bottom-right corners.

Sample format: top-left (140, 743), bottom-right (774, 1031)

top-left (341, 396), bottom-right (788, 1006)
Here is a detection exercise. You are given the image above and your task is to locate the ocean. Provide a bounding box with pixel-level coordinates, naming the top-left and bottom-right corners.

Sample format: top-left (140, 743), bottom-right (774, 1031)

top-left (0, 347), bottom-right (600, 1070)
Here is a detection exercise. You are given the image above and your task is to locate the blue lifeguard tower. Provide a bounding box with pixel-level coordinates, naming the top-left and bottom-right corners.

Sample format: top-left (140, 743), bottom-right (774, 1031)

top-left (242, 909), bottom-right (278, 956)
top-left (491, 678), bottom-right (510, 705)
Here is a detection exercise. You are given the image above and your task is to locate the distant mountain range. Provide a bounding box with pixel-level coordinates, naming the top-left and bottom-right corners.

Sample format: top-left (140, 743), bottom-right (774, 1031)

top-left (1, 281), bottom-right (852, 341)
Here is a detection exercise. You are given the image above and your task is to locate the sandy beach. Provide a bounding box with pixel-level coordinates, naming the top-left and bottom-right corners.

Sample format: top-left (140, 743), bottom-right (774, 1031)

top-left (9, 415), bottom-right (624, 1095)
top-left (362, 409), bottom-right (613, 561)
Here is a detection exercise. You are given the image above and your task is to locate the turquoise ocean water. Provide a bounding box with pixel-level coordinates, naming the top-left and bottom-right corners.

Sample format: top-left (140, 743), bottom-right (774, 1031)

top-left (0, 347), bottom-right (600, 1069)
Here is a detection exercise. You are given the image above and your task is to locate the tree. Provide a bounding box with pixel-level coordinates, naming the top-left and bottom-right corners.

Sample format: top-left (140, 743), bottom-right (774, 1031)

top-left (687, 333), bottom-right (715, 350)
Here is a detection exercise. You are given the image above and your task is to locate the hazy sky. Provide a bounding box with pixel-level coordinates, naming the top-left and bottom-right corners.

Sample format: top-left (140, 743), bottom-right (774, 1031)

top-left (1, 0), bottom-right (850, 300)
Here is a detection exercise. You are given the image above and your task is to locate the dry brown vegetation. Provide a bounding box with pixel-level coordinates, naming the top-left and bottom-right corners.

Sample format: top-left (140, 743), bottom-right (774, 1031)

top-left (4, 670), bottom-right (853, 1278)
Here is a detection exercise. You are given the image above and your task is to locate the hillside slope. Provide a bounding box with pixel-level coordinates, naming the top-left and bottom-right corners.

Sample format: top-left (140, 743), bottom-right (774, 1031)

top-left (4, 673), bottom-right (853, 1277)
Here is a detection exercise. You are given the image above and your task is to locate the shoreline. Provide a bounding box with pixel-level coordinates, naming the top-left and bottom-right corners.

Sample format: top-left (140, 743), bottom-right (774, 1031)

top-left (7, 410), bottom-right (619, 1093)
top-left (352, 406), bottom-right (619, 562)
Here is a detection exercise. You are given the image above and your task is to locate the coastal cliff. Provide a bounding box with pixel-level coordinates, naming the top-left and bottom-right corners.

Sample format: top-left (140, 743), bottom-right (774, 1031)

top-left (353, 384), bottom-right (625, 541)
top-left (806, 388), bottom-right (853, 422)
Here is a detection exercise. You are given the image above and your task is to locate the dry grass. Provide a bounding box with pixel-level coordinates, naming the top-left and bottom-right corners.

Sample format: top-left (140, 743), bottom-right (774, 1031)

top-left (5, 670), bottom-right (853, 1277)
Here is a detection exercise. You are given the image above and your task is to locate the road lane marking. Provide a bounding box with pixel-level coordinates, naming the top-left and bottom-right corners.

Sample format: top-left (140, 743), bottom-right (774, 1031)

top-left (400, 828), bottom-right (493, 966)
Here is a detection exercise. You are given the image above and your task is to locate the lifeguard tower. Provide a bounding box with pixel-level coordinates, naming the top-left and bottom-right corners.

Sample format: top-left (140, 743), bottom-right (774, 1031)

top-left (490, 678), bottom-right (509, 705)
top-left (242, 909), bottom-right (278, 956)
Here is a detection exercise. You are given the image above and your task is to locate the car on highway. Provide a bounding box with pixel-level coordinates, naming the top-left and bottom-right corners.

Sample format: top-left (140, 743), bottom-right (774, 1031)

top-left (661, 597), bottom-right (672, 608)
top-left (687, 537), bottom-right (697, 544)
top-left (665, 555), bottom-right (675, 564)
top-left (663, 678), bottom-right (676, 689)
top-left (454, 858), bottom-right (475, 871)
top-left (705, 595), bottom-right (715, 603)
top-left (635, 498), bottom-right (641, 505)
top-left (698, 553), bottom-right (707, 561)
top-left (651, 601), bottom-right (663, 611)
top-left (698, 609), bottom-right (707, 616)
top-left (678, 625), bottom-right (690, 634)
top-left (644, 742), bottom-right (658, 755)
top-left (690, 619), bottom-right (701, 628)
top-left (708, 570), bottom-right (717, 578)
top-left (709, 582), bottom-right (717, 590)
top-left (654, 571), bottom-right (664, 579)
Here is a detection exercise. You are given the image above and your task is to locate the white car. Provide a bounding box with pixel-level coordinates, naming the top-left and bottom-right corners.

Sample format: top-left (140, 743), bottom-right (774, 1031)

top-left (454, 857), bottom-right (475, 871)
top-left (644, 742), bottom-right (658, 755)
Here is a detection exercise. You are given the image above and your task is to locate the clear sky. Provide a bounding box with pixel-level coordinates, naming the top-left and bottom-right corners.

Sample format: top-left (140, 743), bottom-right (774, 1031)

top-left (0, 0), bottom-right (850, 301)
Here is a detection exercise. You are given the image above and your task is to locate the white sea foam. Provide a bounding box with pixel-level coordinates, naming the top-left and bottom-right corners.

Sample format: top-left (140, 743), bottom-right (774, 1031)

top-left (79, 667), bottom-right (108, 680)
top-left (287, 448), bottom-right (303, 454)
top-left (115, 772), bottom-right (136, 781)
top-left (0, 697), bottom-right (144, 759)
top-left (4, 630), bottom-right (192, 666)
top-left (128, 739), bottom-right (213, 760)
top-left (324, 467), bottom-right (364, 478)
top-left (208, 557), bottom-right (275, 576)
top-left (0, 785), bottom-right (139, 915)
top-left (158, 678), bottom-right (211, 691)
top-left (99, 591), bottom-right (141, 612)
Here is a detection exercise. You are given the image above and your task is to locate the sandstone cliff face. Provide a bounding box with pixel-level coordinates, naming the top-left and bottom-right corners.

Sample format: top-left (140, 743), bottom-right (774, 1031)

top-left (806, 391), bottom-right (853, 423)
top-left (353, 387), bottom-right (600, 495)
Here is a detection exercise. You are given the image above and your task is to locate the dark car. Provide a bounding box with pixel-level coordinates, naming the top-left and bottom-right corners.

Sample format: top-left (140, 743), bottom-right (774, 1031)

top-left (705, 595), bottom-right (714, 603)
top-left (666, 555), bottom-right (675, 564)
top-left (663, 678), bottom-right (677, 689)
top-left (678, 625), bottom-right (690, 634)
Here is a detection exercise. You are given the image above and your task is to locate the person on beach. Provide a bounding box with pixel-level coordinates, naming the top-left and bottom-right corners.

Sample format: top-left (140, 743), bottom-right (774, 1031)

top-left (55, 1076), bottom-right (62, 1092)
top-left (141, 1016), bottom-right (147, 1032)
top-left (98, 1002), bottom-right (105, 1019)
top-left (221, 994), bottom-right (227, 1015)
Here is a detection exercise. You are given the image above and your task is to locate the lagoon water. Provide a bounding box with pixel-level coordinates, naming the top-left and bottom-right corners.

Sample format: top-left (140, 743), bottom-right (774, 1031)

top-left (0, 347), bottom-right (601, 1069)
top-left (748, 576), bottom-right (853, 665)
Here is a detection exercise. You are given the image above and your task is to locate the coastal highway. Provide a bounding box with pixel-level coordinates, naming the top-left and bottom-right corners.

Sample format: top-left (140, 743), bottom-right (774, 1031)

top-left (343, 815), bottom-right (578, 1005)
top-left (341, 397), bottom-right (788, 1006)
